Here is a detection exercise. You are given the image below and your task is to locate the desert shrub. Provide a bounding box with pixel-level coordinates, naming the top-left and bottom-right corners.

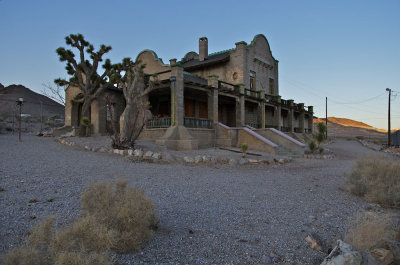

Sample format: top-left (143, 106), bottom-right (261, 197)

top-left (318, 147), bottom-right (324, 154)
top-left (81, 179), bottom-right (157, 253)
top-left (50, 215), bottom-right (113, 254)
top-left (2, 217), bottom-right (55, 265)
top-left (2, 246), bottom-right (44, 265)
top-left (2, 179), bottom-right (156, 264)
top-left (81, 116), bottom-right (90, 127)
top-left (345, 212), bottom-right (396, 251)
top-left (241, 143), bottom-right (248, 157)
top-left (347, 156), bottom-right (400, 207)
top-left (53, 251), bottom-right (111, 265)
top-left (308, 140), bottom-right (316, 153)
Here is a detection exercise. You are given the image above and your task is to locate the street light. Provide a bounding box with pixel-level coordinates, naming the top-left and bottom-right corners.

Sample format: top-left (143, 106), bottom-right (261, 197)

top-left (16, 98), bottom-right (24, 142)
top-left (386, 88), bottom-right (391, 147)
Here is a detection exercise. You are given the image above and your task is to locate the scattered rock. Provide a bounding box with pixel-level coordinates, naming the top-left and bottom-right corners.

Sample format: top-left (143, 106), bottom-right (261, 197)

top-left (248, 159), bottom-right (259, 164)
top-left (228, 158), bottom-right (237, 165)
top-left (238, 158), bottom-right (249, 165)
top-left (183, 156), bottom-right (194, 163)
top-left (373, 239), bottom-right (400, 262)
top-left (127, 149), bottom-right (134, 156)
top-left (320, 240), bottom-right (362, 265)
top-left (152, 152), bottom-right (161, 160)
top-left (194, 155), bottom-right (203, 163)
top-left (218, 157), bottom-right (229, 164)
top-left (29, 199), bottom-right (38, 203)
top-left (47, 198), bottom-right (54, 202)
top-left (144, 151), bottom-right (153, 158)
top-left (162, 152), bottom-right (175, 162)
top-left (305, 234), bottom-right (323, 252)
top-left (361, 252), bottom-right (382, 265)
top-left (133, 149), bottom-right (144, 157)
top-left (210, 157), bottom-right (218, 164)
top-left (84, 145), bottom-right (90, 150)
top-left (29, 216), bottom-right (36, 220)
top-left (278, 158), bottom-right (285, 164)
top-left (98, 147), bottom-right (108, 153)
top-left (370, 248), bottom-right (394, 265)
top-left (202, 155), bottom-right (211, 162)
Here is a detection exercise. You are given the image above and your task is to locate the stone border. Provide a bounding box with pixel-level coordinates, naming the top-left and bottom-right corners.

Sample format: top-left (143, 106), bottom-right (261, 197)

top-left (303, 154), bottom-right (335, 159)
top-left (56, 138), bottom-right (292, 167)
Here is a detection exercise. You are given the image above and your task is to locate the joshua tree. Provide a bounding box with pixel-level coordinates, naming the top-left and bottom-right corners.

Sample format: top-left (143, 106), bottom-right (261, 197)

top-left (107, 58), bottom-right (149, 149)
top-left (55, 33), bottom-right (114, 136)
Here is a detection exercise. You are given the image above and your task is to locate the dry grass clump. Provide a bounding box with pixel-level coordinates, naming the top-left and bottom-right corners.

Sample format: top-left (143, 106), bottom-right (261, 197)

top-left (345, 212), bottom-right (397, 251)
top-left (347, 156), bottom-right (400, 208)
top-left (81, 179), bottom-right (157, 253)
top-left (2, 217), bottom-right (55, 265)
top-left (2, 179), bottom-right (157, 264)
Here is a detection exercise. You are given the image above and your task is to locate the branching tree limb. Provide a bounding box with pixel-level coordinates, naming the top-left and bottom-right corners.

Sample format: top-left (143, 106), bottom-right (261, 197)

top-left (41, 82), bottom-right (66, 105)
top-left (55, 33), bottom-right (114, 136)
top-left (107, 58), bottom-right (150, 149)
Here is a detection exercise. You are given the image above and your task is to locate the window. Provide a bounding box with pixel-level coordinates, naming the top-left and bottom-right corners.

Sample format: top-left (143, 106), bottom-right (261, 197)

top-left (250, 71), bottom-right (256, 90)
top-left (269, 78), bottom-right (274, 95)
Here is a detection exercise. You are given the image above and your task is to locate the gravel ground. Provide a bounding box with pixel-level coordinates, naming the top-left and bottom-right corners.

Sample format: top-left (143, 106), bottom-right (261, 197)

top-left (0, 134), bottom-right (399, 264)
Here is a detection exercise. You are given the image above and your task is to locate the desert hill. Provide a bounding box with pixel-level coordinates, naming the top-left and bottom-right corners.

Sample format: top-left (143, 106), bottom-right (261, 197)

top-left (0, 83), bottom-right (64, 119)
top-left (313, 117), bottom-right (392, 143)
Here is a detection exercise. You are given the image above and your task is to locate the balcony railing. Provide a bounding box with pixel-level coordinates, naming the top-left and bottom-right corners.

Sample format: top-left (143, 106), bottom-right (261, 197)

top-left (294, 127), bottom-right (304, 133)
top-left (265, 124), bottom-right (278, 129)
top-left (244, 89), bottom-right (260, 98)
top-left (146, 117), bottom-right (171, 128)
top-left (245, 122), bottom-right (260, 129)
top-left (281, 126), bottom-right (291, 132)
top-left (184, 117), bottom-right (213, 129)
top-left (218, 81), bottom-right (238, 93)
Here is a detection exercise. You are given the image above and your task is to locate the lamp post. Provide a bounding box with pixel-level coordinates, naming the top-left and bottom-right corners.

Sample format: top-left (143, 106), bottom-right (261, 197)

top-left (386, 88), bottom-right (391, 147)
top-left (16, 98), bottom-right (24, 142)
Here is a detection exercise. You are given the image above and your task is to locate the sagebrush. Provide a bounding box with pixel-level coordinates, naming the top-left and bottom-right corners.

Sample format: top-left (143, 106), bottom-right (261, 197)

top-left (347, 156), bottom-right (400, 208)
top-left (345, 211), bottom-right (397, 251)
top-left (2, 179), bottom-right (157, 264)
top-left (81, 179), bottom-right (158, 252)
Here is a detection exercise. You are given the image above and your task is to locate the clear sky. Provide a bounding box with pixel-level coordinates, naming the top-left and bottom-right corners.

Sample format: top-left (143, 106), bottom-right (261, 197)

top-left (1, 0), bottom-right (399, 129)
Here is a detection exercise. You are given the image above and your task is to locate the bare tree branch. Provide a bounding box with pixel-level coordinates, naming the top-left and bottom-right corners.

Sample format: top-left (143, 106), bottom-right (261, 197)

top-left (41, 82), bottom-right (66, 105)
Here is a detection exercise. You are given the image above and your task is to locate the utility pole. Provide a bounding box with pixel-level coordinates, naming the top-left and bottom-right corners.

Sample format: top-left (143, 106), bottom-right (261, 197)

top-left (16, 98), bottom-right (24, 142)
top-left (325, 97), bottom-right (328, 139)
top-left (40, 101), bottom-right (43, 132)
top-left (386, 88), bottom-right (391, 146)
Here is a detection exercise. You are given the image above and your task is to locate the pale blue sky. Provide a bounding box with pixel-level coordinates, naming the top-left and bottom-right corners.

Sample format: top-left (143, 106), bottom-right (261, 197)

top-left (1, 0), bottom-right (399, 129)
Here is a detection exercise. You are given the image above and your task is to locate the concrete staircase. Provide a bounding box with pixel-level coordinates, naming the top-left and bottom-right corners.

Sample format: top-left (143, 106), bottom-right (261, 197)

top-left (216, 123), bottom-right (305, 155)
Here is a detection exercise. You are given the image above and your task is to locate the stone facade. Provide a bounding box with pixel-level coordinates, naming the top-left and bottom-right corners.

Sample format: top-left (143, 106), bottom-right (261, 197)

top-left (65, 34), bottom-right (313, 152)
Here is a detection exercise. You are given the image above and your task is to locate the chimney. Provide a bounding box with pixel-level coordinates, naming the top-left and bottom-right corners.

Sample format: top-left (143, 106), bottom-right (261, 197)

top-left (199, 37), bottom-right (208, 61)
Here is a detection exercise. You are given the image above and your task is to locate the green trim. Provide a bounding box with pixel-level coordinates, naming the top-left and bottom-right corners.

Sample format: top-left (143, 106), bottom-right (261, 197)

top-left (208, 48), bottom-right (235, 56)
top-left (235, 41), bottom-right (247, 45)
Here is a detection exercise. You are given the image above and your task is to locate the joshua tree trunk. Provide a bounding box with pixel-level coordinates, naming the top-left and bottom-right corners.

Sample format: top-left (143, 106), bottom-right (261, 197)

top-left (78, 97), bottom-right (92, 137)
top-left (114, 63), bottom-right (148, 149)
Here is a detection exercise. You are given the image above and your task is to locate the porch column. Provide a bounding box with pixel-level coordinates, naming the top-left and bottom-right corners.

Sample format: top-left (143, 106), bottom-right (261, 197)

top-left (298, 103), bottom-right (305, 133)
top-left (170, 64), bottom-right (184, 126)
top-left (308, 106), bottom-right (314, 134)
top-left (207, 74), bottom-right (219, 126)
top-left (288, 99), bottom-right (294, 133)
top-left (273, 96), bottom-right (281, 130)
top-left (236, 84), bottom-right (245, 127)
top-left (259, 91), bottom-right (266, 128)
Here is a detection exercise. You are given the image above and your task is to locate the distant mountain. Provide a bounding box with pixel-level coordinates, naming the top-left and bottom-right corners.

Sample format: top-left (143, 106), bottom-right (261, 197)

top-left (314, 116), bottom-right (398, 133)
top-left (0, 83), bottom-right (64, 119)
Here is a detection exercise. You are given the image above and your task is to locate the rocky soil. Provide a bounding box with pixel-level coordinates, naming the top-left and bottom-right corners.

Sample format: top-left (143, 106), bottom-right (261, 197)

top-left (0, 135), bottom-right (399, 264)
